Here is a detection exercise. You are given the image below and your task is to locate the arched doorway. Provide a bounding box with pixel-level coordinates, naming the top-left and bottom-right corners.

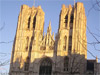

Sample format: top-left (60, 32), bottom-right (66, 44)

top-left (39, 58), bottom-right (52, 75)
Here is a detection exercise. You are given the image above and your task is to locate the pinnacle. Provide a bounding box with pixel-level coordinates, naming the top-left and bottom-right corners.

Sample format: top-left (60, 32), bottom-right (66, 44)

top-left (47, 21), bottom-right (52, 34)
top-left (38, 6), bottom-right (41, 9)
top-left (48, 21), bottom-right (51, 30)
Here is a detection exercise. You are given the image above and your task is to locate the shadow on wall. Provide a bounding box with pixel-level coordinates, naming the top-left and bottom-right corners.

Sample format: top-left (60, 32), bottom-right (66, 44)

top-left (9, 53), bottom-right (94, 75)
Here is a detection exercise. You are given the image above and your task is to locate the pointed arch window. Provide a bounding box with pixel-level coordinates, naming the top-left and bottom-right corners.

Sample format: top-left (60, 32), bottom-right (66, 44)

top-left (26, 37), bottom-right (29, 51)
top-left (70, 14), bottom-right (74, 30)
top-left (39, 58), bottom-right (52, 75)
top-left (63, 36), bottom-right (67, 50)
top-left (28, 16), bottom-right (31, 29)
top-left (33, 16), bottom-right (36, 29)
top-left (70, 14), bottom-right (74, 23)
top-left (64, 56), bottom-right (69, 71)
top-left (65, 15), bottom-right (68, 28)
top-left (24, 57), bottom-right (30, 71)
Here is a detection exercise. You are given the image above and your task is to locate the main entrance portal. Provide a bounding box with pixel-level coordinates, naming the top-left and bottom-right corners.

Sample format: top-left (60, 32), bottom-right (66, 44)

top-left (39, 58), bottom-right (52, 75)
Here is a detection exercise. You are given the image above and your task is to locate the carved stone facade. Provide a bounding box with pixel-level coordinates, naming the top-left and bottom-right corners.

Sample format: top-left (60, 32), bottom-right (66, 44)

top-left (9, 2), bottom-right (99, 75)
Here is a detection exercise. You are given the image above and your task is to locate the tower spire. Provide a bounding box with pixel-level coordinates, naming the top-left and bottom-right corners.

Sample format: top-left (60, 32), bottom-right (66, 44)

top-left (49, 21), bottom-right (51, 30)
top-left (47, 21), bottom-right (52, 34)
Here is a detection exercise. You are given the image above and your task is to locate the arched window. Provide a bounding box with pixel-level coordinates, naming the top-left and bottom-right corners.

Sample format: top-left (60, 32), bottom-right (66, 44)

top-left (64, 56), bottom-right (69, 71)
top-left (39, 58), bottom-right (52, 75)
top-left (24, 57), bottom-right (30, 71)
top-left (28, 16), bottom-right (31, 29)
top-left (65, 15), bottom-right (68, 28)
top-left (70, 15), bottom-right (74, 23)
top-left (33, 16), bottom-right (36, 29)
top-left (63, 36), bottom-right (67, 50)
top-left (26, 37), bottom-right (29, 51)
top-left (64, 36), bottom-right (67, 44)
top-left (68, 36), bottom-right (72, 52)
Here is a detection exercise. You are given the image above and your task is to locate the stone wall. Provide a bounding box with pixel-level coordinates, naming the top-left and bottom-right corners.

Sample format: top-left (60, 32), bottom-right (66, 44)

top-left (9, 2), bottom-right (98, 75)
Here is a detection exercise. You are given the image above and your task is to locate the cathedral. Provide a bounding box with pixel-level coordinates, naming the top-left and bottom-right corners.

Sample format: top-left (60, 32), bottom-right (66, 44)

top-left (9, 2), bottom-right (100, 75)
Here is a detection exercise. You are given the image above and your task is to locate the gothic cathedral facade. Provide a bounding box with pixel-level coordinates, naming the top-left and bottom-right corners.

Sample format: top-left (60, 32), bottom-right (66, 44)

top-left (9, 2), bottom-right (98, 75)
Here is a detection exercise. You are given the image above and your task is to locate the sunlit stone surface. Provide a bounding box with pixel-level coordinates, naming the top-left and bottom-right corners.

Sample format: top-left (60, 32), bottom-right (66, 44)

top-left (9, 2), bottom-right (100, 75)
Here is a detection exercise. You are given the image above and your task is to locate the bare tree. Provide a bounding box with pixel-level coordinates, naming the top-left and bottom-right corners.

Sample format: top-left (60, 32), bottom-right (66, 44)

top-left (0, 23), bottom-right (13, 67)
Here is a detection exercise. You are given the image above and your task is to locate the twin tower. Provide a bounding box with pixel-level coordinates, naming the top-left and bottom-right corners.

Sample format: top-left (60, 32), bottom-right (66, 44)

top-left (10, 2), bottom-right (87, 75)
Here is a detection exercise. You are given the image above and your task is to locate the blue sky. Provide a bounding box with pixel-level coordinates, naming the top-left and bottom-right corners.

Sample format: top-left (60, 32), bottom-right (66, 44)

top-left (0, 0), bottom-right (100, 73)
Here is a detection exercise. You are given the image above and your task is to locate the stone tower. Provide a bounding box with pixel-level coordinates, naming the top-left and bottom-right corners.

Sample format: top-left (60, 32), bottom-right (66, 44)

top-left (9, 5), bottom-right (45, 74)
top-left (55, 2), bottom-right (87, 74)
top-left (9, 2), bottom-right (89, 75)
top-left (57, 2), bottom-right (87, 57)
